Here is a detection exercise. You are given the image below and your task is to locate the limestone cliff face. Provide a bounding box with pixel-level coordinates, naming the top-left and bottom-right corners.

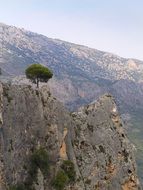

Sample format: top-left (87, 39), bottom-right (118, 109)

top-left (72, 95), bottom-right (140, 190)
top-left (0, 84), bottom-right (141, 190)
top-left (0, 83), bottom-right (74, 190)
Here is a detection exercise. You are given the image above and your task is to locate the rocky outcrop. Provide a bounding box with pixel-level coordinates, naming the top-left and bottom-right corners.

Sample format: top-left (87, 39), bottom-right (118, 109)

top-left (72, 95), bottom-right (140, 190)
top-left (0, 83), bottom-right (74, 190)
top-left (0, 83), bottom-right (141, 189)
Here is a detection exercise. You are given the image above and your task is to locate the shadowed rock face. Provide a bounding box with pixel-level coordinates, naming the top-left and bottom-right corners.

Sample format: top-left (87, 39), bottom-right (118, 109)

top-left (0, 84), bottom-right (141, 190)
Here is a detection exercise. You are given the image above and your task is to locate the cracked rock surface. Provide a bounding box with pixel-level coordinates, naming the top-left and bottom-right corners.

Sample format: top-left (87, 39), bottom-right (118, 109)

top-left (0, 84), bottom-right (141, 190)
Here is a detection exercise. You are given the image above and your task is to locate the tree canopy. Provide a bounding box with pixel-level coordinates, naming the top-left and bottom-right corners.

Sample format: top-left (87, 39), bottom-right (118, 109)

top-left (25, 64), bottom-right (53, 87)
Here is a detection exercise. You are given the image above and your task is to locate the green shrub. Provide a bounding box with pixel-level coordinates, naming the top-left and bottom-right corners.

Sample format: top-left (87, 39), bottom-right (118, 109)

top-left (29, 147), bottom-right (49, 182)
top-left (9, 183), bottom-right (35, 190)
top-left (9, 147), bottom-right (49, 190)
top-left (9, 184), bottom-right (26, 190)
top-left (9, 186), bottom-right (17, 190)
top-left (25, 147), bottom-right (49, 188)
top-left (61, 160), bottom-right (76, 182)
top-left (52, 160), bottom-right (76, 190)
top-left (52, 170), bottom-right (69, 190)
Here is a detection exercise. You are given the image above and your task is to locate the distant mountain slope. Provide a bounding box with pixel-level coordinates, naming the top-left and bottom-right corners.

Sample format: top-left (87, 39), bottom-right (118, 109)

top-left (0, 22), bottom-right (143, 184)
top-left (0, 22), bottom-right (143, 113)
top-left (0, 22), bottom-right (143, 82)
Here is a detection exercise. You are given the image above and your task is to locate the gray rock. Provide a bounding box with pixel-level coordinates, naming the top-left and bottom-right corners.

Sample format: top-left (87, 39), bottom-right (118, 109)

top-left (0, 84), bottom-right (141, 189)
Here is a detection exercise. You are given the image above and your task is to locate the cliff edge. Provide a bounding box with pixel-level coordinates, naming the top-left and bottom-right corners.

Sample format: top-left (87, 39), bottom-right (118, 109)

top-left (0, 83), bottom-right (140, 190)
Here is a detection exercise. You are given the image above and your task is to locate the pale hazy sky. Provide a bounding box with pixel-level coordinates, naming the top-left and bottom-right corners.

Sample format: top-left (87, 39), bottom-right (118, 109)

top-left (0, 0), bottom-right (143, 60)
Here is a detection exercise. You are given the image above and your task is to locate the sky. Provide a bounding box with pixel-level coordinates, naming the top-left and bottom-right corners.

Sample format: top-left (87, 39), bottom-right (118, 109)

top-left (0, 0), bottom-right (143, 60)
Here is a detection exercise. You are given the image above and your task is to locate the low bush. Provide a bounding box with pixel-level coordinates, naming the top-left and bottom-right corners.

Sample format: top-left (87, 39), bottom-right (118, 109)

top-left (9, 147), bottom-right (49, 190)
top-left (30, 147), bottom-right (49, 179)
top-left (61, 160), bottom-right (76, 182)
top-left (9, 184), bottom-right (26, 190)
top-left (52, 160), bottom-right (76, 190)
top-left (52, 170), bottom-right (69, 190)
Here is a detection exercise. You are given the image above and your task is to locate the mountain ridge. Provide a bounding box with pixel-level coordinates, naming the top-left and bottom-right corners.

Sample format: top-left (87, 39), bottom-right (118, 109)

top-left (0, 23), bottom-right (143, 183)
top-left (0, 22), bottom-right (142, 61)
top-left (0, 22), bottom-right (143, 113)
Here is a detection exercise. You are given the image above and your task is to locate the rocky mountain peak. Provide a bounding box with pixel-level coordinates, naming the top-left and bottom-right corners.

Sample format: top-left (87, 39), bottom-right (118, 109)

top-left (0, 83), bottom-right (140, 189)
top-left (0, 23), bottom-right (143, 184)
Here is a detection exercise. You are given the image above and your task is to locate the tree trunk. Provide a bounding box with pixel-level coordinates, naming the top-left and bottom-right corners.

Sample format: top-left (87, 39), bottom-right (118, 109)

top-left (36, 78), bottom-right (39, 88)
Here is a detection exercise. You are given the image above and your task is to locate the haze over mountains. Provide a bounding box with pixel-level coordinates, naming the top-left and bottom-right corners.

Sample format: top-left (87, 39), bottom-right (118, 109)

top-left (0, 23), bottom-right (143, 182)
